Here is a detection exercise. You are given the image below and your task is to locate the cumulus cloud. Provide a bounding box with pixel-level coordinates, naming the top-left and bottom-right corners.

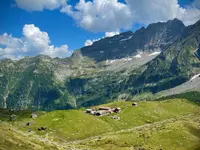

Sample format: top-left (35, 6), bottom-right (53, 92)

top-left (61, 0), bottom-right (200, 32)
top-left (61, 0), bottom-right (133, 32)
top-left (84, 31), bottom-right (120, 46)
top-left (126, 0), bottom-right (182, 24)
top-left (193, 0), bottom-right (200, 9)
top-left (15, 0), bottom-right (200, 32)
top-left (15, 0), bottom-right (66, 11)
top-left (84, 38), bottom-right (101, 46)
top-left (105, 31), bottom-right (120, 37)
top-left (84, 40), bottom-right (93, 46)
top-left (0, 24), bottom-right (71, 59)
top-left (126, 0), bottom-right (200, 26)
top-left (178, 8), bottom-right (200, 26)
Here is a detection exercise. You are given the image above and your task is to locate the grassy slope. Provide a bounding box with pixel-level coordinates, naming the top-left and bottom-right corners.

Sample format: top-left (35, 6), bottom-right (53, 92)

top-left (0, 99), bottom-right (200, 149)
top-left (78, 113), bottom-right (200, 150)
top-left (0, 122), bottom-right (59, 150)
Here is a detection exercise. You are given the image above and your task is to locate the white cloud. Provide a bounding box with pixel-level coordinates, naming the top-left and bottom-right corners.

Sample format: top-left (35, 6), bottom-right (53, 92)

top-left (84, 40), bottom-right (93, 46)
top-left (126, 0), bottom-right (183, 24)
top-left (133, 54), bottom-right (142, 59)
top-left (105, 31), bottom-right (119, 37)
top-left (126, 0), bottom-right (200, 26)
top-left (84, 31), bottom-right (120, 46)
top-left (0, 24), bottom-right (71, 59)
top-left (15, 0), bottom-right (66, 11)
top-left (43, 44), bottom-right (70, 58)
top-left (178, 8), bottom-right (200, 26)
top-left (84, 38), bottom-right (101, 46)
top-left (22, 24), bottom-right (51, 54)
top-left (61, 0), bottom-right (133, 32)
top-left (193, 0), bottom-right (200, 9)
top-left (15, 0), bottom-right (200, 32)
top-left (60, 0), bottom-right (200, 32)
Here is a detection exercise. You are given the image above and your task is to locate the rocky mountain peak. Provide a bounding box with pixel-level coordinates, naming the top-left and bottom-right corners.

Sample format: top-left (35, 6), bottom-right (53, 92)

top-left (79, 19), bottom-right (185, 62)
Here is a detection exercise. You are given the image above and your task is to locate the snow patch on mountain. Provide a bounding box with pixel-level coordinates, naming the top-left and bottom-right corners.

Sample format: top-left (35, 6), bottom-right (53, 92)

top-left (134, 54), bottom-right (142, 58)
top-left (106, 57), bottom-right (133, 64)
top-left (120, 35), bottom-right (133, 42)
top-left (149, 51), bottom-right (161, 56)
top-left (190, 73), bottom-right (200, 81)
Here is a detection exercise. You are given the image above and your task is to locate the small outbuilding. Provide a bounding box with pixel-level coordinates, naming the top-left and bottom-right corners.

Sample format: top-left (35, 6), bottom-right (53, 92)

top-left (111, 115), bottom-right (120, 120)
top-left (85, 106), bottom-right (121, 116)
top-left (95, 111), bottom-right (103, 116)
top-left (132, 103), bottom-right (138, 107)
top-left (90, 111), bottom-right (96, 115)
top-left (86, 109), bottom-right (93, 113)
top-left (113, 108), bottom-right (121, 113)
top-left (30, 113), bottom-right (38, 119)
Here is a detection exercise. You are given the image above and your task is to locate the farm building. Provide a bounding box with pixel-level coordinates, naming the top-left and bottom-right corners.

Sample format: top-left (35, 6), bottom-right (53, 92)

top-left (132, 103), bottom-right (138, 107)
top-left (30, 113), bottom-right (38, 119)
top-left (85, 107), bottom-right (121, 116)
top-left (113, 107), bottom-right (121, 113)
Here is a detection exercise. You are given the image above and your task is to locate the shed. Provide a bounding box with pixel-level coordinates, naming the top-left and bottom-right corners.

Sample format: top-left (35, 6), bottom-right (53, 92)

top-left (113, 108), bottom-right (121, 113)
top-left (30, 113), bottom-right (38, 119)
top-left (112, 115), bottom-right (120, 120)
top-left (132, 103), bottom-right (138, 107)
top-left (86, 109), bottom-right (93, 113)
top-left (96, 111), bottom-right (103, 116)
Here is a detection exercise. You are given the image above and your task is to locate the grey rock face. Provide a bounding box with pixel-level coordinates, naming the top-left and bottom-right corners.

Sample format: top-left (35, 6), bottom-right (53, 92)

top-left (80, 19), bottom-right (185, 62)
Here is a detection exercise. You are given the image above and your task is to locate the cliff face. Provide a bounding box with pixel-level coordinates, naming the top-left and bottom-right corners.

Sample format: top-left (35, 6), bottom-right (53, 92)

top-left (80, 19), bottom-right (185, 62)
top-left (123, 20), bottom-right (200, 94)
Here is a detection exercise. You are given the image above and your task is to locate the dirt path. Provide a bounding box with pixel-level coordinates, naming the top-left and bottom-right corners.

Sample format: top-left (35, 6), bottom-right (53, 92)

top-left (0, 121), bottom-right (68, 149)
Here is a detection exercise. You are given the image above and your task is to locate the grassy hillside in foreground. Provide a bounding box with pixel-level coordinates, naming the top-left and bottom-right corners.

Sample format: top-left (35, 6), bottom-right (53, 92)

top-left (76, 113), bottom-right (200, 150)
top-left (0, 99), bottom-right (200, 150)
top-left (0, 122), bottom-right (59, 150)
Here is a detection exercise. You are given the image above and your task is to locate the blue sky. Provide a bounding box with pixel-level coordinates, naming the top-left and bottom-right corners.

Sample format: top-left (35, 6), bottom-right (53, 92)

top-left (0, 0), bottom-right (145, 50)
top-left (0, 0), bottom-right (199, 59)
top-left (0, 0), bottom-right (100, 50)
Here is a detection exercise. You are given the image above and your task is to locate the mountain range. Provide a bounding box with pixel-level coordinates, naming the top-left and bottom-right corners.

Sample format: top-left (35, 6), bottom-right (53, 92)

top-left (0, 18), bottom-right (200, 110)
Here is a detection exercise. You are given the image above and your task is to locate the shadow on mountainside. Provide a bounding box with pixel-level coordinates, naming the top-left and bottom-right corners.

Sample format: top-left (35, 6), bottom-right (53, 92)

top-left (156, 91), bottom-right (200, 105)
